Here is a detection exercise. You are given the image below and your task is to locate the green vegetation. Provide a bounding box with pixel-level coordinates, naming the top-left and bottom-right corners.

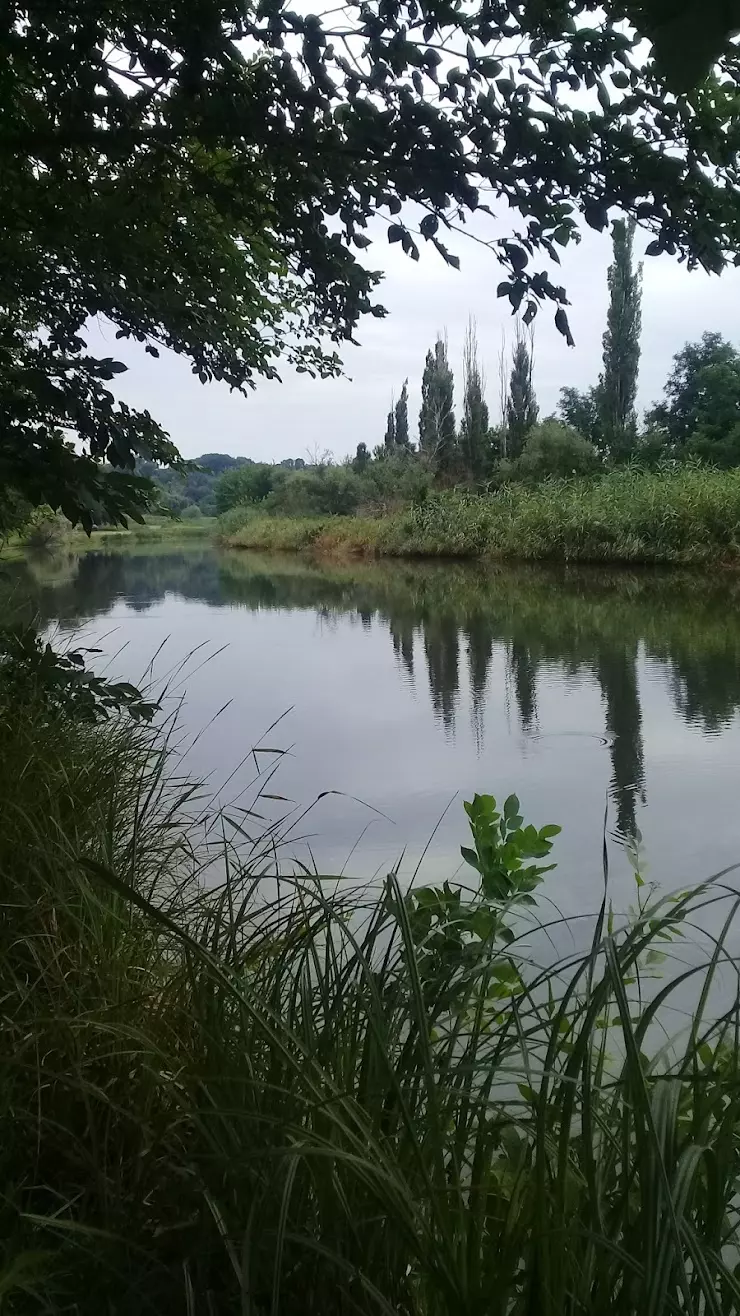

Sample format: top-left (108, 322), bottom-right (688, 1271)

top-left (366, 227), bottom-right (737, 485)
top-left (506, 323), bottom-right (539, 459)
top-left (219, 466), bottom-right (740, 566)
top-left (512, 420), bottom-right (600, 481)
top-left (461, 320), bottom-right (491, 479)
top-left (4, 669), bottom-right (740, 1312)
top-left (215, 452), bottom-right (434, 522)
top-left (137, 453), bottom-right (308, 519)
top-left (599, 220), bottom-right (643, 457)
top-left (72, 518), bottom-right (215, 546)
top-left (208, 248), bottom-right (740, 553)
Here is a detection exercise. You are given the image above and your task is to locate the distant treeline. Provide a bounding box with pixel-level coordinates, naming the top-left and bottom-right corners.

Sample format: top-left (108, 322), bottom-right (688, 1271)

top-left (144, 224), bottom-right (740, 528)
top-left (136, 452), bottom-right (309, 517)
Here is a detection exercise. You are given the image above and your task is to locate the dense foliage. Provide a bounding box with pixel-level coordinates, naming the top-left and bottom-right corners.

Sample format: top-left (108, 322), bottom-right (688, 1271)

top-left (515, 418), bottom-right (599, 479)
top-left (646, 332), bottom-right (740, 457)
top-left (135, 451), bottom-right (307, 517)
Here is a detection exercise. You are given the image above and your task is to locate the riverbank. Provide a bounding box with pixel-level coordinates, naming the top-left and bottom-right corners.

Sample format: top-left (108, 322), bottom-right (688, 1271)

top-left (3, 652), bottom-right (740, 1311)
top-left (68, 515), bottom-right (216, 548)
top-left (218, 467), bottom-right (740, 565)
top-left (0, 516), bottom-right (215, 562)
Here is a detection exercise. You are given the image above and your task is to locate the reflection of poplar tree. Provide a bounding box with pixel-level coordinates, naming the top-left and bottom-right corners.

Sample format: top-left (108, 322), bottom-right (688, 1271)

top-left (596, 645), bottom-right (645, 839)
top-left (423, 615), bottom-right (459, 730)
top-left (510, 640), bottom-right (538, 732)
top-left (666, 653), bottom-right (739, 732)
top-left (465, 614), bottom-right (494, 751)
top-left (390, 616), bottom-right (416, 682)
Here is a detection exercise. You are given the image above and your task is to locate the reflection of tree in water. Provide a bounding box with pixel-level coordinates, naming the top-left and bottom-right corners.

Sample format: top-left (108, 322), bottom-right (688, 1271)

top-left (9, 548), bottom-right (740, 844)
top-left (422, 614), bottom-right (459, 731)
top-left (390, 615), bottom-right (415, 682)
top-left (466, 613), bottom-right (494, 750)
top-left (509, 641), bottom-right (538, 734)
top-left (666, 654), bottom-right (740, 733)
top-left (2, 549), bottom-right (223, 629)
top-left (595, 646), bottom-right (645, 839)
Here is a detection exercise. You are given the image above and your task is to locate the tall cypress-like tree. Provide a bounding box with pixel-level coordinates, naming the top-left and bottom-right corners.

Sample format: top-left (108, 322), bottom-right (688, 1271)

top-left (598, 219), bottom-right (642, 458)
top-left (394, 379), bottom-right (410, 448)
top-left (418, 336), bottom-right (456, 471)
top-left (506, 324), bottom-right (538, 457)
top-left (460, 318), bottom-right (489, 479)
top-left (384, 403), bottom-right (396, 449)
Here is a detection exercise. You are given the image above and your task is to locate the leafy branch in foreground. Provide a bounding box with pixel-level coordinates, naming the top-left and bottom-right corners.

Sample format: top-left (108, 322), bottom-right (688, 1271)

top-left (0, 629), bottom-right (159, 723)
top-left (4, 0), bottom-right (740, 525)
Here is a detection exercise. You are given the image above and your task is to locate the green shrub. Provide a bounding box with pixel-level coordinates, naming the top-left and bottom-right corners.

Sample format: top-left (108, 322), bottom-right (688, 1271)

top-left (358, 449), bottom-right (434, 511)
top-left (265, 465), bottom-right (364, 516)
top-left (217, 507), bottom-right (335, 550)
top-left (214, 462), bottom-right (285, 514)
top-left (21, 505), bottom-right (69, 551)
top-left (516, 418), bottom-right (601, 479)
top-left (686, 423), bottom-right (740, 469)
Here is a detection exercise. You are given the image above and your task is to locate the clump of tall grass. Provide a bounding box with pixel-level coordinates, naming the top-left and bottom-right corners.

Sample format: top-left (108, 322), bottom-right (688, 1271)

top-left (486, 464), bottom-right (740, 562)
top-left (3, 687), bottom-right (740, 1312)
top-left (220, 467), bottom-right (740, 565)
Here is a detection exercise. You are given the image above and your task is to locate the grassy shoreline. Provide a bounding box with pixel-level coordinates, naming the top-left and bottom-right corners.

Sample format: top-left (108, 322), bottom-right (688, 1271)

top-left (0, 516), bottom-right (215, 562)
top-left (4, 680), bottom-right (740, 1312)
top-left (218, 467), bottom-right (740, 566)
top-left (68, 515), bottom-right (216, 548)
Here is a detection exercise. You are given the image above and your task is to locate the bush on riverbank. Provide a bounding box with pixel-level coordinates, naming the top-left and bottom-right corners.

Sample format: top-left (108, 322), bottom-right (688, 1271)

top-left (219, 466), bottom-right (740, 565)
top-left (3, 672), bottom-right (740, 1312)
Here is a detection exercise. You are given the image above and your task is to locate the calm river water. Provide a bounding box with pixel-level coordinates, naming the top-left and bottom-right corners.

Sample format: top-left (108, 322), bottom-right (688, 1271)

top-left (5, 541), bottom-right (740, 915)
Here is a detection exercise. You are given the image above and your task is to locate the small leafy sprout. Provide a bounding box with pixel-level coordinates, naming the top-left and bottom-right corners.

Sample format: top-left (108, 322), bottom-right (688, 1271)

top-left (404, 792), bottom-right (560, 988)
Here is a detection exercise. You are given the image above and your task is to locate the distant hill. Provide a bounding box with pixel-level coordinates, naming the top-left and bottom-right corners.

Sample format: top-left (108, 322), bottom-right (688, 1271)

top-left (136, 452), bottom-right (304, 516)
top-left (193, 453), bottom-right (252, 474)
top-left (134, 453), bottom-right (249, 516)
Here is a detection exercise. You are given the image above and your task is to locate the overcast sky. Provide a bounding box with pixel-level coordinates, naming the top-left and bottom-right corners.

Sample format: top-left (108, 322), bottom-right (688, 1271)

top-left (90, 217), bottom-right (740, 464)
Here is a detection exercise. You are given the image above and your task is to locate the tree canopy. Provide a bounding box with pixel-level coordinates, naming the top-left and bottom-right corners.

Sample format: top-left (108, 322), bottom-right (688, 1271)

top-left (4, 0), bottom-right (740, 526)
top-left (559, 386), bottom-right (602, 449)
top-left (647, 333), bottom-right (740, 446)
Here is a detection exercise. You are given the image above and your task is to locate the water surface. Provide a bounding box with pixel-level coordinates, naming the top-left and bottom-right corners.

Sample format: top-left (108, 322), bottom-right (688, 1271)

top-left (6, 543), bottom-right (740, 915)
